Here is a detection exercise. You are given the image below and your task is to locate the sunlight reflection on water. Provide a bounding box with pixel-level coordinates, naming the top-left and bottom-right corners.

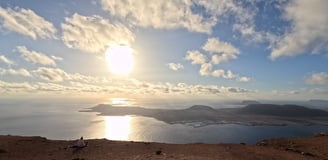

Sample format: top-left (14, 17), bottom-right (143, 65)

top-left (105, 116), bottom-right (132, 141)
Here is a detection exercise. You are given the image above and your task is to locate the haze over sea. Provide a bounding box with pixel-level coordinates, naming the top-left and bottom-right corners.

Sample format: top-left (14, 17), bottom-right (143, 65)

top-left (1, 98), bottom-right (328, 144)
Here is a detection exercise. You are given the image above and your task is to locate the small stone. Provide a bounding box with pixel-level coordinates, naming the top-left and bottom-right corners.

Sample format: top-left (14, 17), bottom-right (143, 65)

top-left (0, 149), bottom-right (7, 153)
top-left (301, 152), bottom-right (315, 157)
top-left (156, 150), bottom-right (162, 155)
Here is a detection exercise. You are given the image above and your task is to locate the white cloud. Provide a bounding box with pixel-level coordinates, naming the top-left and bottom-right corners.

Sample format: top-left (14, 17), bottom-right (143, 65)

top-left (203, 38), bottom-right (239, 64)
top-left (185, 38), bottom-right (250, 82)
top-left (35, 82), bottom-right (72, 92)
top-left (270, 0), bottom-right (328, 60)
top-left (211, 69), bottom-right (251, 82)
top-left (0, 68), bottom-right (31, 77)
top-left (212, 69), bottom-right (236, 78)
top-left (305, 72), bottom-right (328, 85)
top-left (33, 67), bottom-right (68, 82)
top-left (61, 13), bottom-right (135, 54)
top-left (199, 63), bottom-right (212, 76)
top-left (227, 87), bottom-right (248, 93)
top-left (223, 70), bottom-right (237, 79)
top-left (203, 38), bottom-right (239, 54)
top-left (0, 80), bottom-right (35, 93)
top-left (17, 46), bottom-right (56, 66)
top-left (132, 81), bottom-right (250, 95)
top-left (32, 67), bottom-right (110, 83)
top-left (0, 78), bottom-right (251, 97)
top-left (67, 73), bottom-right (110, 84)
top-left (167, 63), bottom-right (184, 71)
top-left (0, 55), bottom-right (14, 65)
top-left (211, 69), bottom-right (225, 77)
top-left (0, 6), bottom-right (56, 39)
top-left (185, 50), bottom-right (207, 65)
top-left (238, 76), bottom-right (251, 82)
top-left (101, 0), bottom-right (216, 34)
top-left (51, 55), bottom-right (63, 61)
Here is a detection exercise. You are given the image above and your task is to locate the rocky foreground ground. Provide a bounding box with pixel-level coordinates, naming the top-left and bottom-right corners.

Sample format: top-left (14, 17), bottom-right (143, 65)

top-left (0, 133), bottom-right (327, 160)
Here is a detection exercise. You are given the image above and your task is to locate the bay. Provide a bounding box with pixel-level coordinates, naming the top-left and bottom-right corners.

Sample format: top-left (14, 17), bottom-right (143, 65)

top-left (0, 100), bottom-right (328, 144)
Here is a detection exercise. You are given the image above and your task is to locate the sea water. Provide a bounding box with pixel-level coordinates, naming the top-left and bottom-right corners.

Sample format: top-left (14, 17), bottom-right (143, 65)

top-left (0, 99), bottom-right (328, 144)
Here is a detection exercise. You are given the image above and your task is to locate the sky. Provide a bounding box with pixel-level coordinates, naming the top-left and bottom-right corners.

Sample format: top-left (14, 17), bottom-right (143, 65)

top-left (0, 0), bottom-right (328, 101)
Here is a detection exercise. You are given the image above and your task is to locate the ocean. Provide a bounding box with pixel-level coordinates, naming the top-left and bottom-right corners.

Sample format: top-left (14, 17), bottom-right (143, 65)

top-left (0, 98), bottom-right (328, 144)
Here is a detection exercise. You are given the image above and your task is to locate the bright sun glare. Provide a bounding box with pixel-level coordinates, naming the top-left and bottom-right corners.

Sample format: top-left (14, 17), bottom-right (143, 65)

top-left (105, 116), bottom-right (131, 141)
top-left (106, 45), bottom-right (134, 75)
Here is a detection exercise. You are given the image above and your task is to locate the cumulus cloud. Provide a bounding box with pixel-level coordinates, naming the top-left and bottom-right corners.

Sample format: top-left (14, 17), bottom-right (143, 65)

top-left (0, 55), bottom-right (14, 65)
top-left (196, 61), bottom-right (252, 82)
top-left (17, 46), bottom-right (56, 66)
top-left (305, 72), bottom-right (328, 85)
top-left (211, 69), bottom-right (225, 77)
top-left (101, 0), bottom-right (216, 34)
top-left (185, 38), bottom-right (251, 82)
top-left (270, 0), bottom-right (328, 60)
top-left (185, 50), bottom-right (207, 65)
top-left (196, 62), bottom-right (251, 81)
top-left (32, 67), bottom-right (68, 82)
top-left (203, 38), bottom-right (240, 64)
top-left (203, 38), bottom-right (239, 55)
top-left (99, 0), bottom-right (279, 45)
top-left (61, 13), bottom-right (135, 54)
top-left (211, 69), bottom-right (251, 82)
top-left (0, 6), bottom-right (56, 39)
top-left (167, 63), bottom-right (184, 71)
top-left (238, 76), bottom-right (251, 82)
top-left (199, 63), bottom-right (212, 76)
top-left (0, 68), bottom-right (31, 77)
top-left (223, 70), bottom-right (237, 79)
top-left (212, 69), bottom-right (238, 79)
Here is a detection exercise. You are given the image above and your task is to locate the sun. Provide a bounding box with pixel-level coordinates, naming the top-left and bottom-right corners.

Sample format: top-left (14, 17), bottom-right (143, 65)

top-left (105, 45), bottom-right (134, 75)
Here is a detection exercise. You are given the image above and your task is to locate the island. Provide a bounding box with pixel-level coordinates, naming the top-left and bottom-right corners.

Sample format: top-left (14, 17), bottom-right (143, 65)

top-left (82, 104), bottom-right (328, 127)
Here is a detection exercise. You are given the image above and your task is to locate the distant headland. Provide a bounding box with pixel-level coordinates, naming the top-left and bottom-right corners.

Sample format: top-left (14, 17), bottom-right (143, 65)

top-left (82, 104), bottom-right (328, 127)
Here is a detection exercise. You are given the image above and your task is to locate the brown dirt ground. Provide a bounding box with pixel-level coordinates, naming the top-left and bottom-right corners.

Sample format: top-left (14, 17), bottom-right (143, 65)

top-left (0, 133), bottom-right (327, 160)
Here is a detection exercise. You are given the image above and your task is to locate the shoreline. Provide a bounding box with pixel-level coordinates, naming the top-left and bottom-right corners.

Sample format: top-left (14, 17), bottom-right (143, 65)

top-left (84, 104), bottom-right (328, 126)
top-left (1, 133), bottom-right (327, 160)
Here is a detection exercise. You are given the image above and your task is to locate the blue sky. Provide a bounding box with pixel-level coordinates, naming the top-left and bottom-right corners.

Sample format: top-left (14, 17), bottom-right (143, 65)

top-left (0, 0), bottom-right (327, 101)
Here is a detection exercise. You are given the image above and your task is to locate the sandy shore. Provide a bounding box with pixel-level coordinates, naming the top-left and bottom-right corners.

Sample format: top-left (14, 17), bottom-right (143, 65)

top-left (1, 133), bottom-right (327, 160)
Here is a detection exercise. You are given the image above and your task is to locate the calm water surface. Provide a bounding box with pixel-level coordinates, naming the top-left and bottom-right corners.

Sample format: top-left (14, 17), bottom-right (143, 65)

top-left (0, 99), bottom-right (327, 144)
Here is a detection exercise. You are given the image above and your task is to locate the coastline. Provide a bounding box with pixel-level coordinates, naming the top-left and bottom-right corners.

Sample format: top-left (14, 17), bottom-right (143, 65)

top-left (1, 133), bottom-right (327, 160)
top-left (83, 104), bottom-right (328, 126)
